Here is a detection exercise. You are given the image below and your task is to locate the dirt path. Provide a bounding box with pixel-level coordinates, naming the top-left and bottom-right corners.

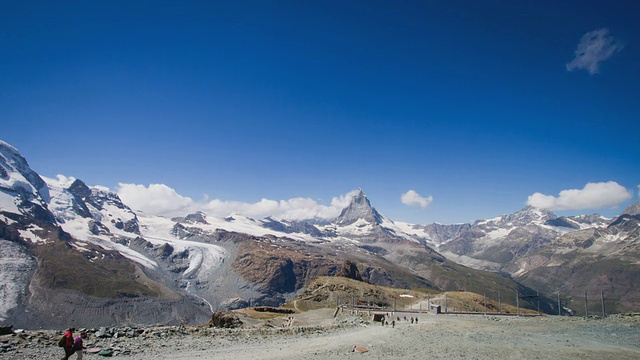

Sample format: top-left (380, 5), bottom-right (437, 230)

top-left (130, 314), bottom-right (640, 360)
top-left (6, 312), bottom-right (640, 359)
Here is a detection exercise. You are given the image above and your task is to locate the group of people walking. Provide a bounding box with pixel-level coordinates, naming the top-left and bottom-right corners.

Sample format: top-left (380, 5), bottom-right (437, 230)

top-left (380, 314), bottom-right (419, 328)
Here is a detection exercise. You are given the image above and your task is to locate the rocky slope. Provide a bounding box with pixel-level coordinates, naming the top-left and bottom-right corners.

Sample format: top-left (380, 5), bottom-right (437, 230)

top-left (409, 201), bottom-right (640, 314)
top-left (512, 209), bottom-right (640, 314)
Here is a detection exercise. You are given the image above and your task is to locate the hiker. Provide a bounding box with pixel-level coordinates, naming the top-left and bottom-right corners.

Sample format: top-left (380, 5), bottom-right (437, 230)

top-left (392, 320), bottom-right (395, 328)
top-left (411, 317), bottom-right (414, 324)
top-left (73, 335), bottom-right (85, 359)
top-left (58, 328), bottom-right (75, 360)
top-left (415, 317), bottom-right (418, 324)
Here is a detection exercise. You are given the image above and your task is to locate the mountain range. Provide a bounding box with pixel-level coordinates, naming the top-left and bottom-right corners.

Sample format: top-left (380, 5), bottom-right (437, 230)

top-left (1, 140), bottom-right (638, 328)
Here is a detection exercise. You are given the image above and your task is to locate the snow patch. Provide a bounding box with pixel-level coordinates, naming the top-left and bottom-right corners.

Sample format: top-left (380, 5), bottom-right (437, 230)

top-left (18, 224), bottom-right (47, 244)
top-left (0, 190), bottom-right (20, 214)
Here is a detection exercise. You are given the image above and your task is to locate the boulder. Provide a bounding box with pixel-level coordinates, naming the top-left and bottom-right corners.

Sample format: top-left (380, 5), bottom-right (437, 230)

top-left (0, 325), bottom-right (13, 335)
top-left (209, 311), bottom-right (243, 329)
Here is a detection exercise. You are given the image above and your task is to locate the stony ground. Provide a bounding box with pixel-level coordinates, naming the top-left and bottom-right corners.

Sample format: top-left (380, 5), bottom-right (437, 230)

top-left (2, 310), bottom-right (639, 359)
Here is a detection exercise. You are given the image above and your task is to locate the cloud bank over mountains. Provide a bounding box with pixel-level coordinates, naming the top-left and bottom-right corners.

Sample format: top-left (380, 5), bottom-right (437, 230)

top-left (117, 183), bottom-right (360, 221)
top-left (45, 175), bottom-right (637, 222)
top-left (527, 181), bottom-right (633, 211)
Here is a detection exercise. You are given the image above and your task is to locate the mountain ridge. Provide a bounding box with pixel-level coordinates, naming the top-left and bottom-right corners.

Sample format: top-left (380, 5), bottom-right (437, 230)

top-left (1, 139), bottom-right (638, 327)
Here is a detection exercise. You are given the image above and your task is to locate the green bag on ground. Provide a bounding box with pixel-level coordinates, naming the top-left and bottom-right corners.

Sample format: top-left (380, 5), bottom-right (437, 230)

top-left (97, 349), bottom-right (113, 357)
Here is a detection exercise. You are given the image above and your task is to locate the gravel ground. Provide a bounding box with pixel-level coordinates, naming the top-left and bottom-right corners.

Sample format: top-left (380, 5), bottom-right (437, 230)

top-left (2, 311), bottom-right (639, 360)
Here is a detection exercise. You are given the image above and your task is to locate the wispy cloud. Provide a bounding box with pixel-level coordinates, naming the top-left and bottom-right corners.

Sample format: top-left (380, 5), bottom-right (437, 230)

top-left (116, 183), bottom-right (359, 220)
top-left (527, 181), bottom-right (632, 211)
top-left (401, 190), bottom-right (433, 208)
top-left (566, 28), bottom-right (624, 74)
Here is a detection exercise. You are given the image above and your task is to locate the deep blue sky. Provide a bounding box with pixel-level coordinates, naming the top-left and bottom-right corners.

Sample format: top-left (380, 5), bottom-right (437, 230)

top-left (2, 1), bottom-right (639, 224)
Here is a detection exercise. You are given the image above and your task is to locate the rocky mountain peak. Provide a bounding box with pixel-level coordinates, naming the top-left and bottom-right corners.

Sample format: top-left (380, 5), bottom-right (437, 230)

top-left (0, 141), bottom-right (54, 222)
top-left (478, 206), bottom-right (556, 229)
top-left (0, 140), bottom-right (50, 203)
top-left (68, 179), bottom-right (92, 199)
top-left (184, 211), bottom-right (208, 224)
top-left (334, 189), bottom-right (383, 226)
top-left (622, 201), bottom-right (640, 216)
top-left (172, 211), bottom-right (209, 225)
top-left (513, 206), bottom-right (556, 223)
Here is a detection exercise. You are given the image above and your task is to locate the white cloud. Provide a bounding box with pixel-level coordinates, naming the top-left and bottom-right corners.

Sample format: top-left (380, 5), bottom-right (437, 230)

top-left (527, 181), bottom-right (632, 211)
top-left (401, 190), bottom-right (433, 208)
top-left (117, 183), bottom-right (195, 215)
top-left (566, 28), bottom-right (624, 74)
top-left (117, 183), bottom-right (359, 220)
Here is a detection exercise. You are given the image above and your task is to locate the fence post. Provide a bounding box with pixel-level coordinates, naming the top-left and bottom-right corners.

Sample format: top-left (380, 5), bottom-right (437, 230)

top-left (445, 293), bottom-right (448, 314)
top-left (483, 293), bottom-right (486, 315)
top-left (584, 290), bottom-right (588, 317)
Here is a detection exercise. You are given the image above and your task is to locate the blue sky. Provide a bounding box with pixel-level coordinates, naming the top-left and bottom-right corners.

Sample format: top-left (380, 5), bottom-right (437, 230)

top-left (2, 1), bottom-right (639, 224)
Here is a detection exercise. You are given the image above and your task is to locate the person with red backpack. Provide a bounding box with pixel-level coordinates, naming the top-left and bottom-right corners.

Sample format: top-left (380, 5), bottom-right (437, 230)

top-left (58, 327), bottom-right (75, 360)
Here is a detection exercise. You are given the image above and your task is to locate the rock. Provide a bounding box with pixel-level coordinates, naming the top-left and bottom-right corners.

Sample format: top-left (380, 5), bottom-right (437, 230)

top-left (336, 261), bottom-right (363, 281)
top-left (98, 348), bottom-right (113, 357)
top-left (95, 331), bottom-right (111, 338)
top-left (220, 297), bottom-right (249, 310)
top-left (0, 325), bottom-right (14, 335)
top-left (209, 311), bottom-right (244, 329)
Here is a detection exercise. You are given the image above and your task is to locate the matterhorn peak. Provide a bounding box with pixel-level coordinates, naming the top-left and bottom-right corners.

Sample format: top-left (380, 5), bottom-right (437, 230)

top-left (622, 200), bottom-right (640, 216)
top-left (334, 188), bottom-right (383, 226)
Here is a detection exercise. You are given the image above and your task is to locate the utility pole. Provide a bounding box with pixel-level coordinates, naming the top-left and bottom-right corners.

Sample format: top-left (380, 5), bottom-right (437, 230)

top-left (557, 292), bottom-right (561, 316)
top-left (498, 292), bottom-right (501, 314)
top-left (516, 291), bottom-right (520, 317)
top-left (601, 290), bottom-right (606, 318)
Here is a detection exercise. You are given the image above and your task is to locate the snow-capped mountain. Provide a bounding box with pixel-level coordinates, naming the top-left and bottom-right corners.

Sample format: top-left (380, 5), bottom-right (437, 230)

top-left (0, 141), bottom-right (54, 223)
top-left (431, 206), bottom-right (609, 271)
top-left (317, 189), bottom-right (420, 243)
top-left (394, 222), bottom-right (472, 247)
top-left (509, 206), bottom-right (640, 312)
top-left (334, 189), bottom-right (384, 226)
top-left (622, 201), bottom-right (640, 216)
